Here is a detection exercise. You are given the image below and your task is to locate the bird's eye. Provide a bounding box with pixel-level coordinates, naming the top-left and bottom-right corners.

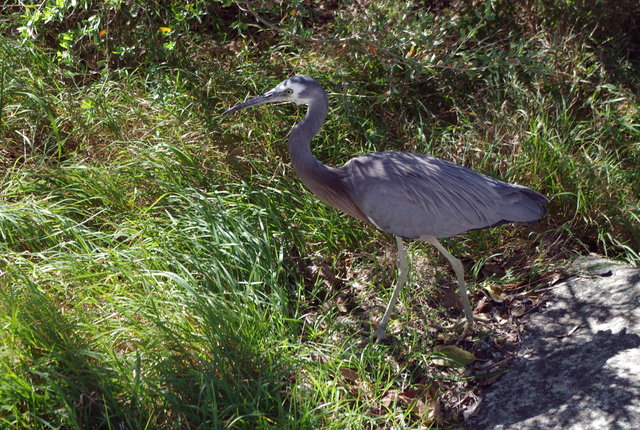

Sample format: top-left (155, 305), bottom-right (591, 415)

top-left (285, 89), bottom-right (294, 95)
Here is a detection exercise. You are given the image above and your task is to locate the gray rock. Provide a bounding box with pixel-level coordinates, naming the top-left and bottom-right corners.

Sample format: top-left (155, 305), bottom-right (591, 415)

top-left (468, 256), bottom-right (640, 429)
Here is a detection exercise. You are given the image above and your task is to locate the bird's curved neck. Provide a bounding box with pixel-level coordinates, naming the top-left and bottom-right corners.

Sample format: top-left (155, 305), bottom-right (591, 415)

top-left (286, 93), bottom-right (369, 223)
top-left (288, 98), bottom-right (328, 172)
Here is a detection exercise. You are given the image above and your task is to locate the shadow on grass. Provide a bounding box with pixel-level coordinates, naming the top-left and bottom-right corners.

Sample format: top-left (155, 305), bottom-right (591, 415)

top-left (1, 280), bottom-right (306, 429)
top-left (0, 282), bottom-right (142, 429)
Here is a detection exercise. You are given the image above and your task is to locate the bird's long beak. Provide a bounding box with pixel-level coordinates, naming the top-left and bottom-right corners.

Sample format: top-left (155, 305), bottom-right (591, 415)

top-left (222, 89), bottom-right (289, 115)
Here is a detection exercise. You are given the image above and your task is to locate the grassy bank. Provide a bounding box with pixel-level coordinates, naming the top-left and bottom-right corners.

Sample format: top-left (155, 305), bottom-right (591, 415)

top-left (1, 0), bottom-right (639, 428)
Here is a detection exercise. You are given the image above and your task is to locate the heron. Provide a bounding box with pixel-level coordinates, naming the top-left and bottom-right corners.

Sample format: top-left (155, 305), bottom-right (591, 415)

top-left (223, 75), bottom-right (547, 342)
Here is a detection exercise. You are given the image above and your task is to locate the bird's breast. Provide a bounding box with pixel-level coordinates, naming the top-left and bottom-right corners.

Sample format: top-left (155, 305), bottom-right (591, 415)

top-left (299, 167), bottom-right (369, 223)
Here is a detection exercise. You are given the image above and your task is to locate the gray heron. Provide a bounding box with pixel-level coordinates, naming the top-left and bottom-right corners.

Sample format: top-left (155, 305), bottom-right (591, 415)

top-left (223, 75), bottom-right (547, 342)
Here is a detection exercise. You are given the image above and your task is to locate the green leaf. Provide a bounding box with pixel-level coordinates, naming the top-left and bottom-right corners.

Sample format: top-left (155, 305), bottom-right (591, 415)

top-left (432, 345), bottom-right (476, 367)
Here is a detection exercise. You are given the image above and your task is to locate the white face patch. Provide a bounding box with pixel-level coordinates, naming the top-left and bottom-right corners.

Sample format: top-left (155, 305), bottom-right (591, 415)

top-left (275, 80), bottom-right (308, 105)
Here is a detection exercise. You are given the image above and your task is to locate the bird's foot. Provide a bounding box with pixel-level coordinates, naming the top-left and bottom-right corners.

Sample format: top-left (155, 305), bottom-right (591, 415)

top-left (373, 326), bottom-right (388, 344)
top-left (454, 318), bottom-right (474, 344)
top-left (456, 323), bottom-right (470, 344)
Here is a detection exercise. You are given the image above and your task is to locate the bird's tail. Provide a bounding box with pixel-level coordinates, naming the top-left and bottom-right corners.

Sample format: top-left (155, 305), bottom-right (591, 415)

top-left (506, 186), bottom-right (548, 224)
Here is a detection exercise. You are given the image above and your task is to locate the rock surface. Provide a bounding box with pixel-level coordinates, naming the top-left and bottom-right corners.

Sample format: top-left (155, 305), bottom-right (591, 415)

top-left (468, 256), bottom-right (640, 429)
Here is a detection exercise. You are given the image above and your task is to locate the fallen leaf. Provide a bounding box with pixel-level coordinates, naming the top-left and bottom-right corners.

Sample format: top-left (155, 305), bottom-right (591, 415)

top-left (432, 345), bottom-right (476, 367)
top-left (463, 399), bottom-right (481, 420)
top-left (485, 284), bottom-right (507, 302)
top-left (398, 387), bottom-right (422, 402)
top-left (339, 367), bottom-right (359, 384)
top-left (548, 271), bottom-right (565, 285)
top-left (511, 302), bottom-right (526, 317)
top-left (474, 296), bottom-right (491, 313)
top-left (556, 324), bottom-right (581, 338)
top-left (381, 386), bottom-right (442, 424)
top-left (380, 389), bottom-right (398, 408)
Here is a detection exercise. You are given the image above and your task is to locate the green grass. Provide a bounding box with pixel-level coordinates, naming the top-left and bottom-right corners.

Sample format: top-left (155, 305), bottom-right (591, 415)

top-left (1, 0), bottom-right (639, 428)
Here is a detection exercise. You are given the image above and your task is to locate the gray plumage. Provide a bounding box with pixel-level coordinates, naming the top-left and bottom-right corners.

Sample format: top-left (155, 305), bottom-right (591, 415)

top-left (224, 75), bottom-right (547, 342)
top-left (340, 151), bottom-right (546, 239)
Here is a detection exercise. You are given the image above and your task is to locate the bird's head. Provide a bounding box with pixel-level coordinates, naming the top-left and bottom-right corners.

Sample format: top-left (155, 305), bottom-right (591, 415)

top-left (223, 75), bottom-right (324, 115)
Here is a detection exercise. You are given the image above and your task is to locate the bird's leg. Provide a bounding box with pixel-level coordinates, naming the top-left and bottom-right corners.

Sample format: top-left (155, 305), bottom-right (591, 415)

top-left (374, 235), bottom-right (409, 342)
top-left (427, 238), bottom-right (474, 328)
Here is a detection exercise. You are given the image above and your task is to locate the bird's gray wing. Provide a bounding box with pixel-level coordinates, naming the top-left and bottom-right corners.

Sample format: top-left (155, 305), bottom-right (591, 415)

top-left (342, 152), bottom-right (546, 239)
